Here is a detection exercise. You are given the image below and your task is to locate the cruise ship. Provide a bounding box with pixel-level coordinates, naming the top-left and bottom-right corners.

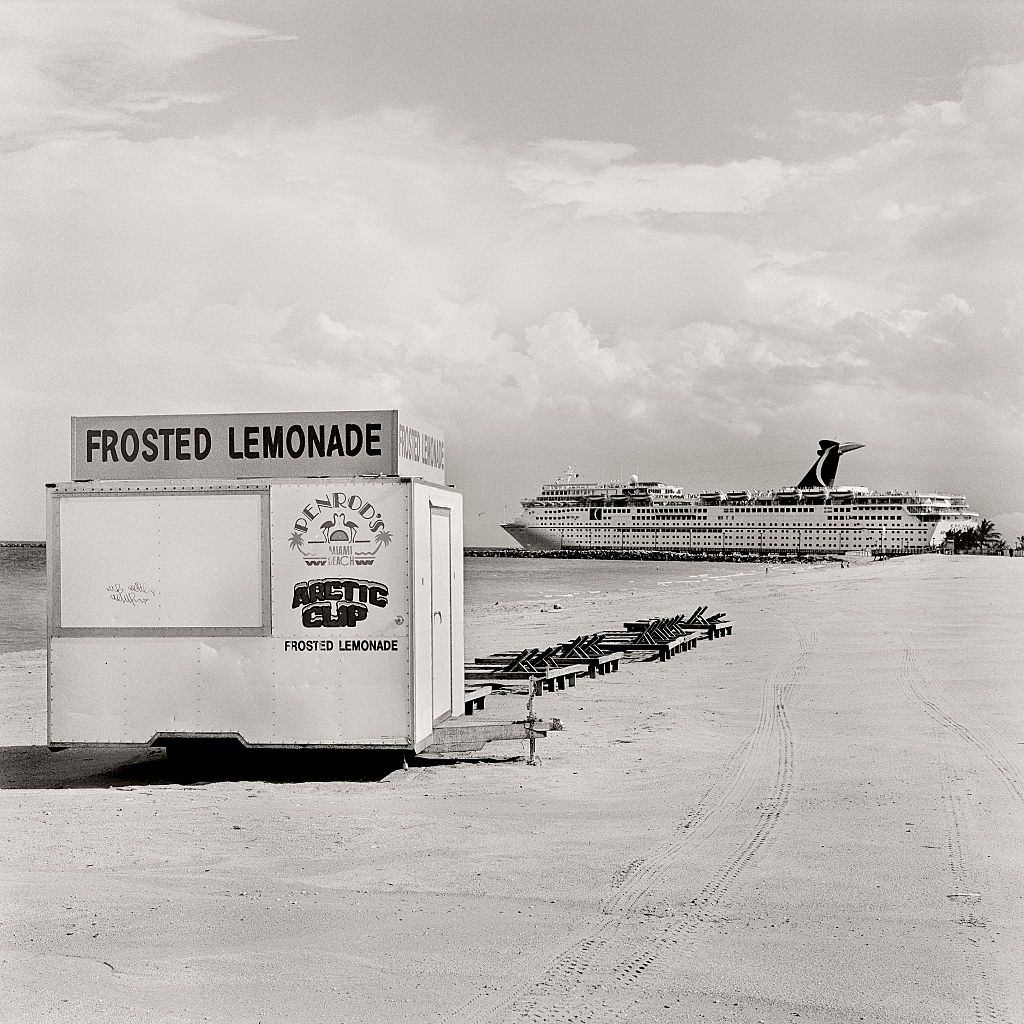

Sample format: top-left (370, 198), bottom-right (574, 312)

top-left (501, 440), bottom-right (978, 555)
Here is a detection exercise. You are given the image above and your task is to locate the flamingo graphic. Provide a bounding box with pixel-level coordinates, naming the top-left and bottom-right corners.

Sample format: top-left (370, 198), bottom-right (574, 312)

top-left (321, 513), bottom-right (361, 543)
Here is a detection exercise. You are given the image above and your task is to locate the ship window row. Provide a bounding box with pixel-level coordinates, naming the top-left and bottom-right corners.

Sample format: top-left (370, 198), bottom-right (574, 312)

top-left (542, 512), bottom-right (916, 522)
top-left (555, 528), bottom-right (926, 535)
top-left (827, 514), bottom-right (906, 521)
top-left (554, 533), bottom-right (932, 550)
top-left (545, 521), bottom-right (928, 532)
top-left (554, 533), bottom-right (927, 543)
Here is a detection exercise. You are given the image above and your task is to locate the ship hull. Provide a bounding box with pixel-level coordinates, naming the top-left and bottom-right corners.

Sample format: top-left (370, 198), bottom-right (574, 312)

top-left (501, 506), bottom-right (974, 556)
top-left (500, 522), bottom-right (562, 552)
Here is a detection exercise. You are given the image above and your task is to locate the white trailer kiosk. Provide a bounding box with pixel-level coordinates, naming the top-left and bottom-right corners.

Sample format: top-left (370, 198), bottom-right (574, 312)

top-left (46, 409), bottom-right (541, 756)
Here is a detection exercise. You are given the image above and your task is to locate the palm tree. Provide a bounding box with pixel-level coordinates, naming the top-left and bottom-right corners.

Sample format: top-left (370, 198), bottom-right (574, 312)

top-left (952, 527), bottom-right (979, 553)
top-left (976, 518), bottom-right (1000, 552)
top-left (289, 531), bottom-right (305, 552)
top-left (369, 530), bottom-right (393, 556)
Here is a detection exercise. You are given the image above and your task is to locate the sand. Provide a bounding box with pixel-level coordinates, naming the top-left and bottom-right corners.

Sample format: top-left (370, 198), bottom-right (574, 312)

top-left (1, 555), bottom-right (1021, 1023)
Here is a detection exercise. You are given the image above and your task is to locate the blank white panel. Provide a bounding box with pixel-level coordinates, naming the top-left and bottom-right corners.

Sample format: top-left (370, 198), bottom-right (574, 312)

top-left (269, 645), bottom-right (410, 744)
top-left (50, 637), bottom-right (411, 745)
top-left (59, 494), bottom-right (263, 628)
top-left (50, 638), bottom-right (199, 743)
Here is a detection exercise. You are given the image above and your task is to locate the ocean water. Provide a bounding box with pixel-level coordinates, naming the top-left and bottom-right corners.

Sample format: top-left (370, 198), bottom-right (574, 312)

top-left (0, 549), bottom-right (760, 652)
top-left (0, 547), bottom-right (47, 653)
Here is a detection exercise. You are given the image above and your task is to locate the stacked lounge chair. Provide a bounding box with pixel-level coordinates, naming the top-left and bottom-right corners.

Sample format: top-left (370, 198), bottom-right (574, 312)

top-left (465, 649), bottom-right (588, 693)
top-left (487, 636), bottom-right (621, 679)
top-left (595, 620), bottom-right (695, 661)
top-left (623, 606), bottom-right (733, 641)
top-left (462, 606), bottom-right (732, 712)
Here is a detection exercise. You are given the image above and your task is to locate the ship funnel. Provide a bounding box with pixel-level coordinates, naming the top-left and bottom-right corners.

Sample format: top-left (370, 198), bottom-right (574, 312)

top-left (797, 439), bottom-right (864, 489)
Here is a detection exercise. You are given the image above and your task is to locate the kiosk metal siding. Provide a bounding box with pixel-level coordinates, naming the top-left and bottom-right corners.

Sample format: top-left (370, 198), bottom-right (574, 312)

top-left (47, 476), bottom-right (455, 750)
top-left (268, 478), bottom-right (413, 745)
top-left (408, 480), bottom-right (420, 745)
top-left (45, 486), bottom-right (56, 747)
top-left (48, 475), bottom-right (460, 749)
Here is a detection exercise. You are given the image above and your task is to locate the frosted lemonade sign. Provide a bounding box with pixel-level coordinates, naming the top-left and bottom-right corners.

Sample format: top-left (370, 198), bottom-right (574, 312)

top-left (72, 410), bottom-right (444, 484)
top-left (397, 421), bottom-right (444, 481)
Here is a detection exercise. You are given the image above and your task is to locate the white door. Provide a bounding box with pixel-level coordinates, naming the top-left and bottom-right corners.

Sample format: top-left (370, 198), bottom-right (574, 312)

top-left (430, 508), bottom-right (453, 724)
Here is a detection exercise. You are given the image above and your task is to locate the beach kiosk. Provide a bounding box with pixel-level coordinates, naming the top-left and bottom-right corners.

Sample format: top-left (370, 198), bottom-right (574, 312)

top-left (45, 410), bottom-right (500, 754)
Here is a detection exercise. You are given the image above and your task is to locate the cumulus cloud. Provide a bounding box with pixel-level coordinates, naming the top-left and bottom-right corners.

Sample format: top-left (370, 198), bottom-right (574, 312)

top-left (0, 5), bottom-right (1021, 540)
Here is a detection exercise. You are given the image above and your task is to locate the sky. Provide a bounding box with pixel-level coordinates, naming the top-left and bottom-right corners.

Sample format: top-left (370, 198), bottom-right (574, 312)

top-left (2, 0), bottom-right (1023, 544)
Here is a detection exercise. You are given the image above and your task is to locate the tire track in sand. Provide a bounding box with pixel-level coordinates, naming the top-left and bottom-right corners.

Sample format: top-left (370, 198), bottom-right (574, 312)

top-left (935, 743), bottom-right (1012, 1024)
top-left (898, 642), bottom-right (1022, 805)
top-left (895, 636), bottom-right (1014, 1023)
top-left (439, 621), bottom-right (812, 1024)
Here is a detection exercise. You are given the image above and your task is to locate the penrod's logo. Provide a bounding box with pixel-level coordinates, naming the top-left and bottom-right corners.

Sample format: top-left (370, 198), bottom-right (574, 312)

top-left (292, 577), bottom-right (389, 628)
top-left (288, 490), bottom-right (393, 568)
